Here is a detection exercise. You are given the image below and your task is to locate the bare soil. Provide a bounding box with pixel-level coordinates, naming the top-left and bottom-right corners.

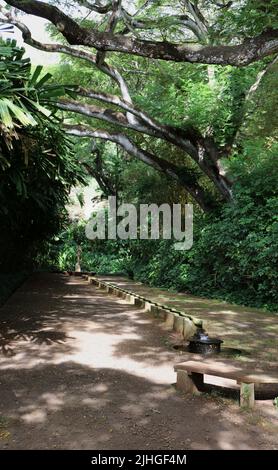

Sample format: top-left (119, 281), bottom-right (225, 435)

top-left (0, 273), bottom-right (277, 450)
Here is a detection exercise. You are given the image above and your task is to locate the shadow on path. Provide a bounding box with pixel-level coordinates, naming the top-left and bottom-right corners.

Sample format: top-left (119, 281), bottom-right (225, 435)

top-left (0, 273), bottom-right (277, 450)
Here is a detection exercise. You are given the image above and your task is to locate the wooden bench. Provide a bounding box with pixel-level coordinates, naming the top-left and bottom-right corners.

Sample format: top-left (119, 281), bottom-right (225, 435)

top-left (174, 356), bottom-right (278, 408)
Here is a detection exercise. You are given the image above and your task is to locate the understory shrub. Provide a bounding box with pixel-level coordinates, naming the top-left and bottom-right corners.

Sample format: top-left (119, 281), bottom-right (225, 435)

top-left (45, 140), bottom-right (278, 311)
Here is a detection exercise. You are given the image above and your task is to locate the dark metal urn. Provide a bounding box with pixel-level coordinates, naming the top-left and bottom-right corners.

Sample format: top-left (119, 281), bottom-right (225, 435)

top-left (188, 328), bottom-right (223, 355)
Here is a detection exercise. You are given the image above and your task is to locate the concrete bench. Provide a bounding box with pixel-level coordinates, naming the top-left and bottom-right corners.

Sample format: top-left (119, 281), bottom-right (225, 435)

top-left (174, 356), bottom-right (278, 408)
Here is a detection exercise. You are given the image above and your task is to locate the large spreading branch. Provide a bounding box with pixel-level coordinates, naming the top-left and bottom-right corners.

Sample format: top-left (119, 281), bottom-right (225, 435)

top-left (0, 7), bottom-right (233, 208)
top-left (56, 98), bottom-right (150, 134)
top-left (58, 90), bottom-right (232, 202)
top-left (64, 124), bottom-right (214, 211)
top-left (0, 8), bottom-right (231, 200)
top-left (4, 0), bottom-right (278, 65)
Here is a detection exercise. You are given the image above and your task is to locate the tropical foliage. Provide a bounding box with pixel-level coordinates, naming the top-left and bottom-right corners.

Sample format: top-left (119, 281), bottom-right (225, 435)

top-left (47, 48), bottom-right (278, 310)
top-left (0, 40), bottom-right (86, 273)
top-left (0, 1), bottom-right (277, 311)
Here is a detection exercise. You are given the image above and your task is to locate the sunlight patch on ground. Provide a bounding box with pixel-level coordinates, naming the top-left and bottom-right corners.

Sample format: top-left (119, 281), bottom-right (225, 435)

top-left (0, 324), bottom-right (176, 384)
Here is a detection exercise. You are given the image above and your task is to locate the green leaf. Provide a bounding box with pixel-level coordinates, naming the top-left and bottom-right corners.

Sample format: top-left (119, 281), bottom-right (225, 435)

top-left (29, 65), bottom-right (43, 86)
top-left (4, 98), bottom-right (38, 126)
top-left (35, 72), bottom-right (53, 89)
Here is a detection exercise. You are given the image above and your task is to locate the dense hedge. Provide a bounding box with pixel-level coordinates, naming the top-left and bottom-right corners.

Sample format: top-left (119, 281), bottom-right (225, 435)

top-left (123, 191), bottom-right (278, 310)
top-left (46, 138), bottom-right (278, 311)
top-left (52, 186), bottom-right (277, 311)
top-left (123, 147), bottom-right (278, 310)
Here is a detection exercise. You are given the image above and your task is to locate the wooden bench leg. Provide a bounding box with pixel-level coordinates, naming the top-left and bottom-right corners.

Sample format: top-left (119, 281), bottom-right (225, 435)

top-left (176, 370), bottom-right (203, 394)
top-left (240, 382), bottom-right (255, 408)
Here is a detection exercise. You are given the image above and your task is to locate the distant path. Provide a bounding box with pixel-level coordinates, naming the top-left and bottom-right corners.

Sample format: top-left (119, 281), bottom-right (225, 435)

top-left (0, 273), bottom-right (277, 449)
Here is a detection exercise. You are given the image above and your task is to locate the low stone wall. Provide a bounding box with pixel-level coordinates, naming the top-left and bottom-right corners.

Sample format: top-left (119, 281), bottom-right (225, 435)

top-left (83, 275), bottom-right (207, 340)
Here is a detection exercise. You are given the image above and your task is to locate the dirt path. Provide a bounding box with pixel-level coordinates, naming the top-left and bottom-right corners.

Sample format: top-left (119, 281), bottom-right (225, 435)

top-left (0, 273), bottom-right (277, 450)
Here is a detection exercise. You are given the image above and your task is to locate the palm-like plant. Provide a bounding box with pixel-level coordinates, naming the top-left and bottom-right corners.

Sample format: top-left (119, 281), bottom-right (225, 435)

top-left (0, 43), bottom-right (36, 143)
top-left (0, 39), bottom-right (86, 271)
top-left (0, 39), bottom-right (72, 154)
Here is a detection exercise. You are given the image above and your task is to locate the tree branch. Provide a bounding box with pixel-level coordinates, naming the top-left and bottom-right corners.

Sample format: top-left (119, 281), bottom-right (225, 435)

top-left (182, 0), bottom-right (208, 40)
top-left (83, 143), bottom-right (117, 196)
top-left (0, 9), bottom-right (136, 114)
top-left (64, 124), bottom-right (214, 211)
top-left (77, 1), bottom-right (113, 14)
top-left (119, 11), bottom-right (205, 41)
top-left (0, 6), bottom-right (233, 204)
top-left (74, 87), bottom-right (195, 150)
top-left (56, 98), bottom-right (156, 136)
top-left (4, 0), bottom-right (278, 65)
